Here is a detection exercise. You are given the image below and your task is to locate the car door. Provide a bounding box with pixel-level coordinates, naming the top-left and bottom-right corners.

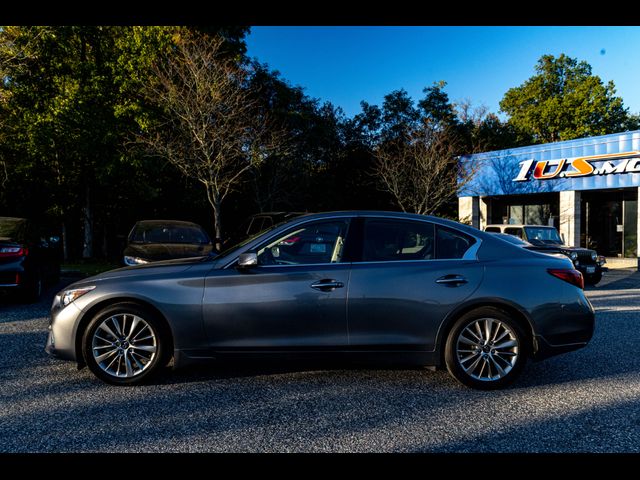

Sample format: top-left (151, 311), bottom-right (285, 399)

top-left (202, 218), bottom-right (352, 349)
top-left (347, 217), bottom-right (484, 351)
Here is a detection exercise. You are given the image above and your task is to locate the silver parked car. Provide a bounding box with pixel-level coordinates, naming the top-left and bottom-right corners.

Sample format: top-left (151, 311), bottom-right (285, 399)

top-left (46, 211), bottom-right (595, 389)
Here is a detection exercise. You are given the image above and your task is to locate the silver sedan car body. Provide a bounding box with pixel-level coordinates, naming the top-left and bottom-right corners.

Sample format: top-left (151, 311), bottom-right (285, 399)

top-left (46, 211), bottom-right (595, 389)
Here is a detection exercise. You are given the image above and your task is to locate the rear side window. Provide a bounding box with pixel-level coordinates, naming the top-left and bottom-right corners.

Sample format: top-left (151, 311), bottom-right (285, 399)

top-left (436, 226), bottom-right (477, 259)
top-left (504, 227), bottom-right (523, 239)
top-left (485, 227), bottom-right (501, 233)
top-left (363, 220), bottom-right (435, 262)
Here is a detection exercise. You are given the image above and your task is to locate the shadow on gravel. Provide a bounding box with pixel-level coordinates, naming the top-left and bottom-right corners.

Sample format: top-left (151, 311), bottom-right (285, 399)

top-left (586, 268), bottom-right (640, 291)
top-left (423, 395), bottom-right (640, 453)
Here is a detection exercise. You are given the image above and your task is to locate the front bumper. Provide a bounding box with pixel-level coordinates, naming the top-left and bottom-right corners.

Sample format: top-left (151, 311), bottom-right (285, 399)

top-left (44, 300), bottom-right (84, 362)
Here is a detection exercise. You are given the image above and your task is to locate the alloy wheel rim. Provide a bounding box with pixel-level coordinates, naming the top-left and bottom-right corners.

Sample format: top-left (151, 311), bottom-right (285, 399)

top-left (455, 317), bottom-right (519, 382)
top-left (92, 314), bottom-right (157, 378)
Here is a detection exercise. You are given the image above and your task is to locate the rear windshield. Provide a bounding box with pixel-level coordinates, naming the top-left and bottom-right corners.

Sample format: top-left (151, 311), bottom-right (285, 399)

top-left (129, 223), bottom-right (211, 245)
top-left (0, 218), bottom-right (26, 241)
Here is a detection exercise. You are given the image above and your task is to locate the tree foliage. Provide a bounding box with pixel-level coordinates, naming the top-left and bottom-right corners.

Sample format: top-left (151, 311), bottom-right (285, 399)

top-left (500, 54), bottom-right (637, 143)
top-left (2, 29), bottom-right (639, 261)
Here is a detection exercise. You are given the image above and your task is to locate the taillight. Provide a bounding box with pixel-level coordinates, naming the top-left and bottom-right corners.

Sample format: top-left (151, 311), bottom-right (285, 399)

top-left (548, 268), bottom-right (584, 290)
top-left (0, 246), bottom-right (27, 258)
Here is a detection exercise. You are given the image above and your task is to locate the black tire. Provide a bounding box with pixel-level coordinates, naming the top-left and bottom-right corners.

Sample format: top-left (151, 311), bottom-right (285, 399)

top-left (82, 303), bottom-right (170, 386)
top-left (584, 271), bottom-right (602, 286)
top-left (19, 271), bottom-right (42, 304)
top-left (444, 307), bottom-right (528, 390)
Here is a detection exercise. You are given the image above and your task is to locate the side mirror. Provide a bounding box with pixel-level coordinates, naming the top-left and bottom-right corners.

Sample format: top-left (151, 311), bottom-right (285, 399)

top-left (237, 252), bottom-right (258, 268)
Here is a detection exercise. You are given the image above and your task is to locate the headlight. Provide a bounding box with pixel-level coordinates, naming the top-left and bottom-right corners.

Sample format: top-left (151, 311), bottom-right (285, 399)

top-left (597, 255), bottom-right (607, 266)
top-left (124, 255), bottom-right (148, 266)
top-left (60, 286), bottom-right (96, 308)
top-left (591, 251), bottom-right (598, 261)
top-left (569, 252), bottom-right (578, 261)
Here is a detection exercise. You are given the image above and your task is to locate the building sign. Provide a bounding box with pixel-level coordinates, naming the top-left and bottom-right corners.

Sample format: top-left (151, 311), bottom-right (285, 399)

top-left (513, 151), bottom-right (640, 182)
top-left (458, 131), bottom-right (640, 197)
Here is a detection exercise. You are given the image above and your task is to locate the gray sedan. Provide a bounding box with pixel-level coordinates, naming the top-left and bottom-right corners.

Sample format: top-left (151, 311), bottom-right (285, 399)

top-left (46, 211), bottom-right (595, 389)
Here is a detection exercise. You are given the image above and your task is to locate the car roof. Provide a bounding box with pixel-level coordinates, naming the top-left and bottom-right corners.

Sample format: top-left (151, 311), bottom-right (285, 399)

top-left (134, 219), bottom-right (204, 227)
top-left (485, 224), bottom-right (556, 229)
top-left (282, 210), bottom-right (489, 238)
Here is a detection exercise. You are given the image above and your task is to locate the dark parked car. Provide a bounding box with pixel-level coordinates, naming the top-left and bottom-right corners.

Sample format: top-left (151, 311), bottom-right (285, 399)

top-left (0, 217), bottom-right (61, 302)
top-left (485, 224), bottom-right (605, 286)
top-left (225, 212), bottom-right (306, 248)
top-left (47, 211), bottom-right (594, 389)
top-left (123, 220), bottom-right (214, 266)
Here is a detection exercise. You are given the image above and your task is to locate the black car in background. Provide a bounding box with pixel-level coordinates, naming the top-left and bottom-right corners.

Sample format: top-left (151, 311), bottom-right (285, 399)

top-left (225, 212), bottom-right (306, 249)
top-left (123, 220), bottom-right (214, 266)
top-left (485, 224), bottom-right (605, 285)
top-left (0, 217), bottom-right (61, 302)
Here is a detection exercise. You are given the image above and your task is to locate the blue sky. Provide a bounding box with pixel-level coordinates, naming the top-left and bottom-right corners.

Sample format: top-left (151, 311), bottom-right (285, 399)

top-left (245, 26), bottom-right (640, 119)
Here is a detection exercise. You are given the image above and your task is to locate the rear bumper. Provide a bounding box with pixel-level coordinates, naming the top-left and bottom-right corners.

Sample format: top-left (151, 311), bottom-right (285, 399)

top-left (533, 307), bottom-right (595, 361)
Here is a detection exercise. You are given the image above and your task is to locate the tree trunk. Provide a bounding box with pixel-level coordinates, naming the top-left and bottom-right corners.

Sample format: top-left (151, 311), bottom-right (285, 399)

top-left (210, 191), bottom-right (223, 252)
top-left (62, 222), bottom-right (68, 262)
top-left (82, 184), bottom-right (93, 259)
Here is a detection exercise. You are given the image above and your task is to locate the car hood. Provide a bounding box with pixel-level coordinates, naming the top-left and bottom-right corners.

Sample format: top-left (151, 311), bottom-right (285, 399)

top-left (124, 242), bottom-right (214, 261)
top-left (69, 255), bottom-right (213, 288)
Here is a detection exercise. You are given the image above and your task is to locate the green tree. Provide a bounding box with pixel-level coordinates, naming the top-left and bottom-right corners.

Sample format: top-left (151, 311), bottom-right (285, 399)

top-left (500, 54), bottom-right (635, 143)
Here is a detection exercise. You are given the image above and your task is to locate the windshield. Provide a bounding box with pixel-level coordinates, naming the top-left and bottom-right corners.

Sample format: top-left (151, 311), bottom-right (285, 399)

top-left (524, 226), bottom-right (563, 245)
top-left (129, 223), bottom-right (211, 245)
top-left (0, 218), bottom-right (26, 240)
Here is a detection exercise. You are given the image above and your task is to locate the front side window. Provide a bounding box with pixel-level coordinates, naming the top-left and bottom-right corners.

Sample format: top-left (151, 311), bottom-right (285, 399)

top-left (256, 220), bottom-right (350, 266)
top-left (362, 220), bottom-right (435, 262)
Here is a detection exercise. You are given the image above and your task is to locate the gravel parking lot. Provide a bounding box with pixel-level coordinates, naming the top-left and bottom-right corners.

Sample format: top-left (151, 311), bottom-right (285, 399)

top-left (1, 268), bottom-right (639, 453)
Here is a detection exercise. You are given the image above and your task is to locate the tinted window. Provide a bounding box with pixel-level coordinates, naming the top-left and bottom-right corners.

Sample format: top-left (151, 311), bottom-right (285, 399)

top-left (130, 223), bottom-right (211, 244)
top-left (485, 227), bottom-right (501, 233)
top-left (362, 220), bottom-right (434, 262)
top-left (436, 226), bottom-right (476, 259)
top-left (257, 220), bottom-right (349, 265)
top-left (504, 227), bottom-right (523, 239)
top-left (0, 218), bottom-right (27, 242)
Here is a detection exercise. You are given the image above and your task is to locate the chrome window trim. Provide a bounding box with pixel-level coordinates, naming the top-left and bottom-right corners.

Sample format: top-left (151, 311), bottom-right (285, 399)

top-left (221, 213), bottom-right (483, 269)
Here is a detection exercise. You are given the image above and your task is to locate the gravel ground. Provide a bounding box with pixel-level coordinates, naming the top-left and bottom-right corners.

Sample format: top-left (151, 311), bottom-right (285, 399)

top-left (1, 269), bottom-right (639, 453)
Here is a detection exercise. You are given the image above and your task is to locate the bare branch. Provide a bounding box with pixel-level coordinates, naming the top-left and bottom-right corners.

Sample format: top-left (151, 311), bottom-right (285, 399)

top-left (136, 32), bottom-right (287, 249)
top-left (372, 123), bottom-right (478, 215)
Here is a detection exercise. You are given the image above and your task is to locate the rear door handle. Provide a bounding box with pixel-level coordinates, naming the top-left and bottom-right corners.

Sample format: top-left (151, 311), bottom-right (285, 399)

top-left (310, 279), bottom-right (344, 291)
top-left (436, 275), bottom-right (468, 286)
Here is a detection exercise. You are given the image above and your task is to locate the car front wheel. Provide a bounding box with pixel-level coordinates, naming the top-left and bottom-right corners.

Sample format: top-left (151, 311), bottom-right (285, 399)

top-left (82, 304), bottom-right (168, 385)
top-left (444, 307), bottom-right (527, 390)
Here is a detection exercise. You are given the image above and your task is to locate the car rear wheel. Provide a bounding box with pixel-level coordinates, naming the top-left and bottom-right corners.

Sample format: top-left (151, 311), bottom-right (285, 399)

top-left (82, 304), bottom-right (169, 385)
top-left (444, 307), bottom-right (527, 390)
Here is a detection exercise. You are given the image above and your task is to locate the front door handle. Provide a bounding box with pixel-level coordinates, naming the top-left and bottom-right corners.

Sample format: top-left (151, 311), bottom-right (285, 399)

top-left (436, 275), bottom-right (468, 286)
top-left (310, 279), bottom-right (345, 291)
